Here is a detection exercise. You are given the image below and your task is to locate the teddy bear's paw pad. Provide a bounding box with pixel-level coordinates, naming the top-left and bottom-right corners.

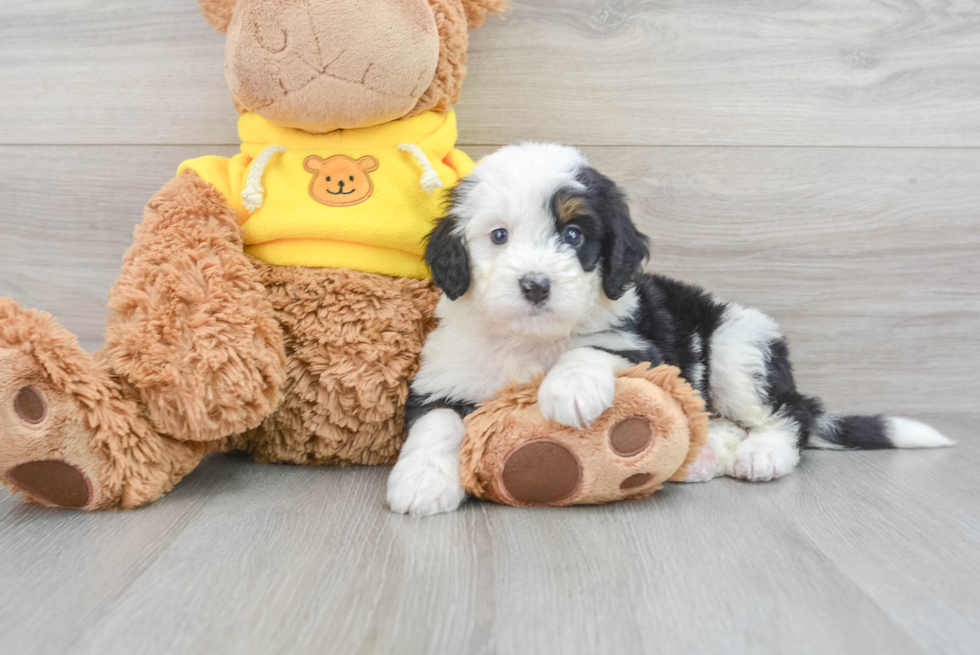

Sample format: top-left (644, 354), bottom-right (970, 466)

top-left (5, 460), bottom-right (91, 508)
top-left (1, 352), bottom-right (103, 508)
top-left (501, 439), bottom-right (582, 505)
top-left (608, 417), bottom-right (653, 457)
top-left (619, 472), bottom-right (653, 490)
top-left (13, 386), bottom-right (47, 424)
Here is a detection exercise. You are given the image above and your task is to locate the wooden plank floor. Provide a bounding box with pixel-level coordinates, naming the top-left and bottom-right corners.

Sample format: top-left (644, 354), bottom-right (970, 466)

top-left (0, 414), bottom-right (974, 655)
top-left (1, 1), bottom-right (978, 653)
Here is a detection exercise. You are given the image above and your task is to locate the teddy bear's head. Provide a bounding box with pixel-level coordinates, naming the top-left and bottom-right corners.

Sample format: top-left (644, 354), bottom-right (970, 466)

top-left (198, 0), bottom-right (508, 133)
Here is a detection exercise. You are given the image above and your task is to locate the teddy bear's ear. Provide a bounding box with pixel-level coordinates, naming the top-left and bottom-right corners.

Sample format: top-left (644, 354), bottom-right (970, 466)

top-left (198, 0), bottom-right (239, 33)
top-left (460, 0), bottom-right (510, 28)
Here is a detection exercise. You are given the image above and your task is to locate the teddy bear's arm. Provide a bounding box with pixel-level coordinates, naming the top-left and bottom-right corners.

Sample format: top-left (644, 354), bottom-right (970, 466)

top-left (103, 171), bottom-right (287, 442)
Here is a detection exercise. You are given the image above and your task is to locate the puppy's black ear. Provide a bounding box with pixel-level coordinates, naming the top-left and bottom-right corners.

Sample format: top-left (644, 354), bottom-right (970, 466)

top-left (577, 167), bottom-right (649, 300)
top-left (426, 211), bottom-right (471, 301)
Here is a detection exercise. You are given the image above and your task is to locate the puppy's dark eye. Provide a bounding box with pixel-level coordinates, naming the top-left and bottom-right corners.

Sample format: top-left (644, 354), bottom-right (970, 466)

top-left (491, 228), bottom-right (508, 245)
top-left (562, 225), bottom-right (584, 247)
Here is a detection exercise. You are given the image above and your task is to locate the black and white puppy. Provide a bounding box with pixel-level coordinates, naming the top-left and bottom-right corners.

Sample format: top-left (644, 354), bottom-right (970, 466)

top-left (387, 143), bottom-right (952, 516)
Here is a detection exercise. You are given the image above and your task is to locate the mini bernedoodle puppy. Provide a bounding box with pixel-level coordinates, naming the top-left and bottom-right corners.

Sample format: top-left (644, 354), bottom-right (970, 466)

top-left (387, 143), bottom-right (952, 516)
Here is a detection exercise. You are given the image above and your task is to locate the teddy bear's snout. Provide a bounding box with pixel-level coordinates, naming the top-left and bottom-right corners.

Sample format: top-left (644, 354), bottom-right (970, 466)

top-left (225, 0), bottom-right (441, 132)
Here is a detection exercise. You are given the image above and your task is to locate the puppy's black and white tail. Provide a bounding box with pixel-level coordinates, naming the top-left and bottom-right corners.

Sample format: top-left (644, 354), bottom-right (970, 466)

top-left (807, 412), bottom-right (953, 451)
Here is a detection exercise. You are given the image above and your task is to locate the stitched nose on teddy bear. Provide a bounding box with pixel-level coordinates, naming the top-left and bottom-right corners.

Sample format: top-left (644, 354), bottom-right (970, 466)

top-left (225, 0), bottom-right (441, 133)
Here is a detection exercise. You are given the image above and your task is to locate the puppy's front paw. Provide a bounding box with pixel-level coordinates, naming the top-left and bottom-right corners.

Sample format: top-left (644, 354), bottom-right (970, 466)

top-left (386, 453), bottom-right (466, 516)
top-left (538, 359), bottom-right (616, 429)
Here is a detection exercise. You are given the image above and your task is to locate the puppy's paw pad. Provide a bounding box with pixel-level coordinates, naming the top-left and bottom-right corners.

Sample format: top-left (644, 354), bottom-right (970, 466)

top-left (387, 455), bottom-right (465, 516)
top-left (682, 444), bottom-right (719, 483)
top-left (619, 472), bottom-right (653, 490)
top-left (731, 439), bottom-right (797, 482)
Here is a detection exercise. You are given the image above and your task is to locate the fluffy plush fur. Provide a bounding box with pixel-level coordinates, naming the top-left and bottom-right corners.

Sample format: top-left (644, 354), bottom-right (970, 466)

top-left (229, 262), bottom-right (439, 466)
top-left (105, 171), bottom-right (287, 443)
top-left (387, 143), bottom-right (953, 515)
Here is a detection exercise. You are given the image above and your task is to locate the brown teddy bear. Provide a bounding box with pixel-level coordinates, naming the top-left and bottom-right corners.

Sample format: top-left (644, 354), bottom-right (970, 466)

top-left (0, 0), bottom-right (509, 509)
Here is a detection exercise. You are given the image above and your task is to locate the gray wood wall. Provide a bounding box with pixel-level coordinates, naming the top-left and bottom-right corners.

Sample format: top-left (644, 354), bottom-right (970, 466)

top-left (1, 0), bottom-right (977, 415)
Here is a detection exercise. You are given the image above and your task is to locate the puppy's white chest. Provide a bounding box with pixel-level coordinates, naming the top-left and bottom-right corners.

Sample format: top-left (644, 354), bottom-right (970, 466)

top-left (466, 342), bottom-right (563, 398)
top-left (413, 325), bottom-right (567, 403)
top-left (498, 350), bottom-right (556, 386)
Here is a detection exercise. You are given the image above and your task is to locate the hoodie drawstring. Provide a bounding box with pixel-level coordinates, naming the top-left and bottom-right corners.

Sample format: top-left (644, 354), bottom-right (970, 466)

top-left (397, 143), bottom-right (444, 195)
top-left (242, 145), bottom-right (288, 212)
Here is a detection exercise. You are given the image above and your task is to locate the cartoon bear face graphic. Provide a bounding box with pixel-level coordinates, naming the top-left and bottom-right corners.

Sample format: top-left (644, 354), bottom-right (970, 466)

top-left (303, 155), bottom-right (380, 207)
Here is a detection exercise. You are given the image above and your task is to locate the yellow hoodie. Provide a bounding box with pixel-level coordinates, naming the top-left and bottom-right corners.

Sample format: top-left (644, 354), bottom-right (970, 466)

top-left (178, 110), bottom-right (474, 279)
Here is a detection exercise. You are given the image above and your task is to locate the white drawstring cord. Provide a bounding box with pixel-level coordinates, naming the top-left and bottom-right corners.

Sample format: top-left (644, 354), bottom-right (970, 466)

top-left (241, 145), bottom-right (288, 211)
top-left (397, 143), bottom-right (444, 194)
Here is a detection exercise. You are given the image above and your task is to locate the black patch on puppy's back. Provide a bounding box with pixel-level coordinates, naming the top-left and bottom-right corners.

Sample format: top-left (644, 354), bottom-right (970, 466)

top-left (633, 273), bottom-right (725, 401)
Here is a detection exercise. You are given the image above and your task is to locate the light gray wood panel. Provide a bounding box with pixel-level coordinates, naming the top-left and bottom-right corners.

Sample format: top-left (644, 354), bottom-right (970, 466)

top-left (2, 145), bottom-right (976, 413)
top-left (2, 0), bottom-right (980, 146)
top-left (458, 0), bottom-right (980, 147)
top-left (860, 413), bottom-right (980, 545)
top-left (0, 456), bottom-right (234, 654)
top-left (54, 466), bottom-right (927, 654)
top-left (0, 0), bottom-right (233, 145)
top-left (479, 488), bottom-right (922, 655)
top-left (0, 414), bottom-right (973, 655)
top-left (762, 413), bottom-right (980, 654)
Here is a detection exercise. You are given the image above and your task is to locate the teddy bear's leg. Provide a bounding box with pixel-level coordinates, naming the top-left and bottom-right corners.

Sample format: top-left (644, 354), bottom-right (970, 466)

top-left (228, 265), bottom-right (439, 467)
top-left (103, 172), bottom-right (287, 443)
top-left (0, 300), bottom-right (216, 509)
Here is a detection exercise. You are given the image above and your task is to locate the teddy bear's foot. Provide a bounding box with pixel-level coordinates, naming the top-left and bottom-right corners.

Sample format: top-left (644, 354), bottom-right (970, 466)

top-left (0, 339), bottom-right (107, 508)
top-left (0, 299), bottom-right (210, 509)
top-left (461, 365), bottom-right (710, 507)
top-left (496, 415), bottom-right (676, 505)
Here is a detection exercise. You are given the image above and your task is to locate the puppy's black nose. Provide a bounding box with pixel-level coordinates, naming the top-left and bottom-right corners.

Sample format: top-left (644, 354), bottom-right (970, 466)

top-left (520, 276), bottom-right (551, 304)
